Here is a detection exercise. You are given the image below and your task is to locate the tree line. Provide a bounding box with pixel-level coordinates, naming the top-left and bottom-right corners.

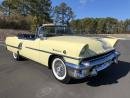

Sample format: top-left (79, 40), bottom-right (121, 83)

top-left (71, 18), bottom-right (130, 34)
top-left (0, 0), bottom-right (130, 34)
top-left (0, 0), bottom-right (74, 31)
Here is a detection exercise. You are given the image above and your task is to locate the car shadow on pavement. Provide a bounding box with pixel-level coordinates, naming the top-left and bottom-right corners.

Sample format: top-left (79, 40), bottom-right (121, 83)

top-left (70, 61), bottom-right (130, 86)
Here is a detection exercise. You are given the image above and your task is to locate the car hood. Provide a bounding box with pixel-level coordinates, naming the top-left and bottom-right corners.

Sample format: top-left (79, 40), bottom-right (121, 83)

top-left (46, 36), bottom-right (117, 59)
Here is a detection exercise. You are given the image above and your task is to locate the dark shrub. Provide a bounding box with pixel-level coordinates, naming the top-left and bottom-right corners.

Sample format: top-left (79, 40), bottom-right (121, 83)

top-left (0, 16), bottom-right (32, 30)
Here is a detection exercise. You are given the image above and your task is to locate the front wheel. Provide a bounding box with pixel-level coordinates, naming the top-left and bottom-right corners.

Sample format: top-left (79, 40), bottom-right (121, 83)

top-left (52, 57), bottom-right (71, 84)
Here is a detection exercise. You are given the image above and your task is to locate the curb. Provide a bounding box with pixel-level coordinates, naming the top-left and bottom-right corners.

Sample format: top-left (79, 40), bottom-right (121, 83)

top-left (107, 36), bottom-right (118, 39)
top-left (107, 36), bottom-right (127, 40)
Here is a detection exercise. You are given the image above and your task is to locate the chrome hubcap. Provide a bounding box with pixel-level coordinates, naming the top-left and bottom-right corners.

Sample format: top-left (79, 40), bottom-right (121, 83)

top-left (13, 53), bottom-right (17, 59)
top-left (54, 61), bottom-right (65, 77)
top-left (52, 58), bottom-right (67, 80)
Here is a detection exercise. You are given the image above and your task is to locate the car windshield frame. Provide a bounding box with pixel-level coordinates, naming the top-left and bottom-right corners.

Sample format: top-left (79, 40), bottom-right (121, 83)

top-left (38, 25), bottom-right (74, 37)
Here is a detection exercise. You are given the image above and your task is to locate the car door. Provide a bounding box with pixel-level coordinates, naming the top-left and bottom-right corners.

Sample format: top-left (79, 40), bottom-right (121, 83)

top-left (20, 38), bottom-right (40, 62)
top-left (38, 39), bottom-right (52, 66)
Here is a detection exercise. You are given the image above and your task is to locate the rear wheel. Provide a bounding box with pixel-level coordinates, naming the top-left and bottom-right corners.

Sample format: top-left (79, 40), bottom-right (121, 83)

top-left (52, 57), bottom-right (71, 84)
top-left (13, 52), bottom-right (22, 61)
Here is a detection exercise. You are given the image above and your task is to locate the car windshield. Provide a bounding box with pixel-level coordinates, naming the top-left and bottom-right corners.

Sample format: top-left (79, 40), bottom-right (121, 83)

top-left (39, 26), bottom-right (74, 37)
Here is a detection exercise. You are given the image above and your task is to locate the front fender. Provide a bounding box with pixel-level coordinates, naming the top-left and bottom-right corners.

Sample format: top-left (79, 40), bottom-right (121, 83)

top-left (101, 38), bottom-right (119, 47)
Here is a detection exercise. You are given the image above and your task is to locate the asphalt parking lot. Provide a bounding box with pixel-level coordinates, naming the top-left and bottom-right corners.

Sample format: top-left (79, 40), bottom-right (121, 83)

top-left (0, 39), bottom-right (130, 98)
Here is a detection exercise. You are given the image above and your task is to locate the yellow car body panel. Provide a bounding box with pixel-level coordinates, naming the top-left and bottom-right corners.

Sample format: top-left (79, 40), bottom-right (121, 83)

top-left (5, 36), bottom-right (118, 66)
top-left (101, 37), bottom-right (118, 47)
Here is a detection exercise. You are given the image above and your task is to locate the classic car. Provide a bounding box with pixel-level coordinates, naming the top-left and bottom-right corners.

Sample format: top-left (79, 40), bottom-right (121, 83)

top-left (5, 24), bottom-right (120, 83)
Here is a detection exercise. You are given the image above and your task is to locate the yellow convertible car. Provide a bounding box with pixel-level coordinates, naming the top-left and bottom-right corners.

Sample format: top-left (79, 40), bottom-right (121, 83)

top-left (5, 24), bottom-right (120, 83)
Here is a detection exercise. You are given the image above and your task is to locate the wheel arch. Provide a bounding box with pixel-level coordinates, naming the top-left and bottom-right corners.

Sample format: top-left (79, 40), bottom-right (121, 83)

top-left (48, 54), bottom-right (64, 69)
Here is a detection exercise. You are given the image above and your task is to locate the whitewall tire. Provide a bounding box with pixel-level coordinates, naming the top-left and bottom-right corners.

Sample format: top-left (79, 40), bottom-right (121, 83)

top-left (52, 57), bottom-right (71, 83)
top-left (13, 52), bottom-right (22, 61)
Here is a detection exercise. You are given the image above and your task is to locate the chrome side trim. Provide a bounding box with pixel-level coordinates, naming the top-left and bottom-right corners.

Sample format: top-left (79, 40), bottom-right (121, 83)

top-left (26, 47), bottom-right (81, 60)
top-left (6, 44), bottom-right (19, 49)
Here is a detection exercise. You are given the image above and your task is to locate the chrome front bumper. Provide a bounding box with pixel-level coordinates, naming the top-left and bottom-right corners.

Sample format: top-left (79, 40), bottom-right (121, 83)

top-left (65, 51), bottom-right (120, 79)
